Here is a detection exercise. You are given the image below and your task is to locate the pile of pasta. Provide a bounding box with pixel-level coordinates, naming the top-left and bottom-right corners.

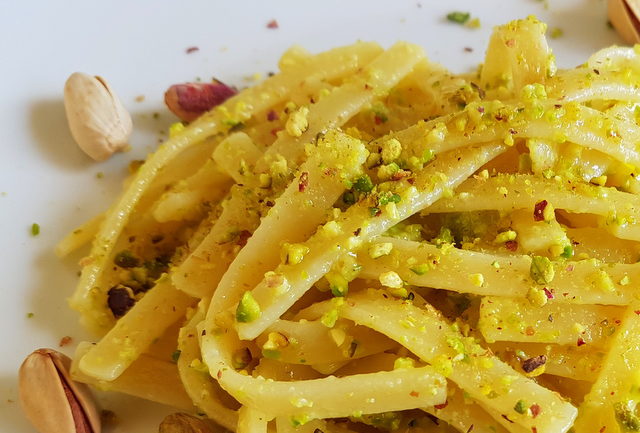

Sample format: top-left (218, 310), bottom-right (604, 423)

top-left (58, 16), bottom-right (640, 433)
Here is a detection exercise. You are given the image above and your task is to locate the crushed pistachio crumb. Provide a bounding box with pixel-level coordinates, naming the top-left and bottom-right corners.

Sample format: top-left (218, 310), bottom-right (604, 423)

top-left (30, 223), bottom-right (40, 236)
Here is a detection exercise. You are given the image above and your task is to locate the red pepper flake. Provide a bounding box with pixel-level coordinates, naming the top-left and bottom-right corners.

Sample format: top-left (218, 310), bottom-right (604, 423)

top-left (533, 200), bottom-right (548, 221)
top-left (267, 19), bottom-right (279, 29)
top-left (298, 172), bottom-right (309, 192)
top-left (530, 404), bottom-right (541, 418)
top-left (374, 115), bottom-right (385, 125)
top-left (266, 110), bottom-right (279, 121)
top-left (434, 400), bottom-right (448, 410)
top-left (577, 337), bottom-right (586, 346)
top-left (505, 240), bottom-right (518, 251)
top-left (566, 265), bottom-right (575, 272)
top-left (466, 426), bottom-right (474, 433)
top-left (477, 106), bottom-right (485, 113)
top-left (522, 355), bottom-right (546, 373)
top-left (525, 326), bottom-right (535, 336)
top-left (185, 46), bottom-right (199, 54)
top-left (506, 39), bottom-right (515, 47)
top-left (531, 428), bottom-right (538, 433)
top-left (270, 127), bottom-right (282, 136)
top-left (410, 391), bottom-right (420, 397)
top-left (217, 370), bottom-right (222, 379)
top-left (600, 426), bottom-right (607, 432)
top-left (634, 310), bottom-right (640, 315)
top-left (542, 288), bottom-right (554, 299)
top-left (59, 336), bottom-right (72, 347)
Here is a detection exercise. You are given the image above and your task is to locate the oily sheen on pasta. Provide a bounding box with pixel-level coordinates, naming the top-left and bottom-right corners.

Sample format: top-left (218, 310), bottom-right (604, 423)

top-left (60, 16), bottom-right (640, 433)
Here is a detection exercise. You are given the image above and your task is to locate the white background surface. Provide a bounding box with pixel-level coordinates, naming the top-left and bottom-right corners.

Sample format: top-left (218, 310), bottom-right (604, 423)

top-left (0, 0), bottom-right (621, 431)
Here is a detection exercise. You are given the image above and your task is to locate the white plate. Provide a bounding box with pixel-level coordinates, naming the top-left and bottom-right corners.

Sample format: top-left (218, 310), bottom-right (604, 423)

top-left (0, 0), bottom-right (621, 431)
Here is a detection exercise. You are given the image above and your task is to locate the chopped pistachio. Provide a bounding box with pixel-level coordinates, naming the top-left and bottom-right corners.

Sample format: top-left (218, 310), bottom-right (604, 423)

top-left (281, 243), bottom-right (310, 265)
top-left (30, 223), bottom-right (40, 236)
top-left (381, 138), bottom-right (402, 164)
top-left (494, 230), bottom-right (517, 244)
top-left (368, 242), bottom-right (393, 258)
top-left (446, 11), bottom-right (470, 24)
top-left (432, 227), bottom-right (454, 247)
top-left (527, 287), bottom-right (548, 307)
top-left (379, 271), bottom-right (403, 289)
top-left (321, 308), bottom-right (339, 327)
top-left (530, 256), bottom-right (555, 284)
top-left (614, 401), bottom-right (640, 431)
top-left (326, 272), bottom-right (349, 297)
top-left (514, 399), bottom-right (528, 414)
top-left (353, 174), bottom-right (374, 193)
top-left (169, 121), bottom-right (186, 137)
top-left (171, 349), bottom-right (182, 363)
top-left (236, 291), bottom-right (261, 323)
top-left (410, 263), bottom-right (430, 275)
top-left (393, 357), bottom-right (416, 369)
top-left (285, 106), bottom-right (309, 137)
top-left (377, 162), bottom-right (400, 180)
top-left (468, 273), bottom-right (485, 287)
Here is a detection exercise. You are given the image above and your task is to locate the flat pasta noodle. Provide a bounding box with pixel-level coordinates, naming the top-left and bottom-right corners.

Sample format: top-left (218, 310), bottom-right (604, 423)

top-left (234, 143), bottom-right (505, 341)
top-left (59, 17), bottom-right (640, 433)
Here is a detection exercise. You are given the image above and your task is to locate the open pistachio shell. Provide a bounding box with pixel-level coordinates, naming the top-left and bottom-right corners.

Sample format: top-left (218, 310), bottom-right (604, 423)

top-left (19, 349), bottom-right (101, 433)
top-left (608, 0), bottom-right (640, 44)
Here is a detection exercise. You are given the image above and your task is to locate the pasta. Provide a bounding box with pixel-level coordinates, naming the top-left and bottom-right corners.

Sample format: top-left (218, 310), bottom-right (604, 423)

top-left (60, 15), bottom-right (640, 433)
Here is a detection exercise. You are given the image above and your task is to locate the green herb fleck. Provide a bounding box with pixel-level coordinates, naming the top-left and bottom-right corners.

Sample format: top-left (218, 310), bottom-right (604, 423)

top-left (447, 11), bottom-right (470, 24)
top-left (96, 172), bottom-right (104, 179)
top-left (26, 312), bottom-right (34, 319)
top-left (236, 291), bottom-right (261, 323)
top-left (31, 223), bottom-right (40, 236)
top-left (530, 256), bottom-right (555, 284)
top-left (369, 207), bottom-right (381, 217)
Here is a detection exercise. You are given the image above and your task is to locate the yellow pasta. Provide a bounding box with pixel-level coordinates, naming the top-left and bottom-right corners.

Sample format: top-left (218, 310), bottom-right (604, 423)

top-left (59, 16), bottom-right (640, 433)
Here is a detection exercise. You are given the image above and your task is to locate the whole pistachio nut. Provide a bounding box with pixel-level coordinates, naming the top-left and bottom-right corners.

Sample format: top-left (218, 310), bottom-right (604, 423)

top-left (19, 348), bottom-right (101, 433)
top-left (64, 72), bottom-right (132, 161)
